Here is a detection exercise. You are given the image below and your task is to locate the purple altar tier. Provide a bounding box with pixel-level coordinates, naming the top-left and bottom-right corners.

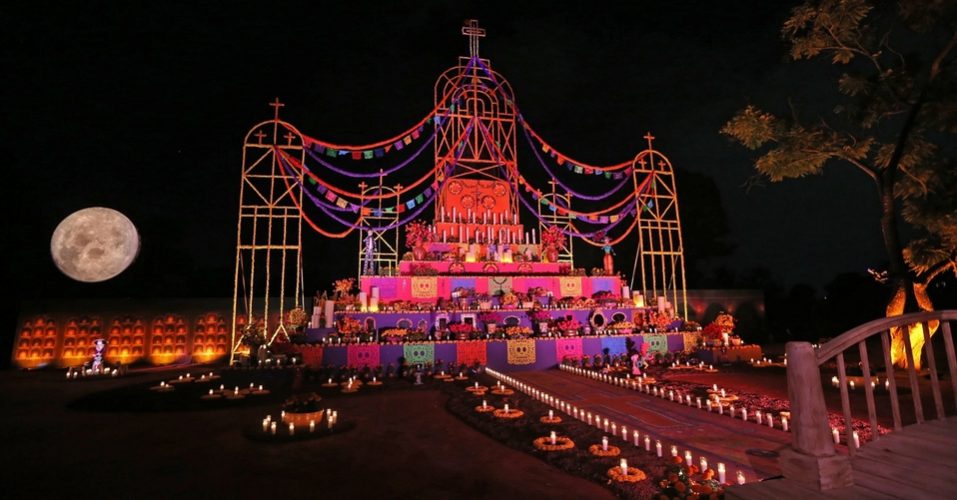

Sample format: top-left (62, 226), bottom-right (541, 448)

top-left (359, 275), bottom-right (621, 301)
top-left (313, 332), bottom-right (689, 372)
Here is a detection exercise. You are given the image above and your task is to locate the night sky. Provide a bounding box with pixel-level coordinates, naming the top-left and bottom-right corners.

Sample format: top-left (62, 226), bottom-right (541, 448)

top-left (6, 2), bottom-right (890, 327)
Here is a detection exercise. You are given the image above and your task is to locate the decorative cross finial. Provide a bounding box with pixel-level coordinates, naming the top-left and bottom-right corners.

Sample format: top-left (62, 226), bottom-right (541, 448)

top-left (462, 19), bottom-right (486, 58)
top-left (253, 130), bottom-right (267, 144)
top-left (270, 97), bottom-right (285, 122)
top-left (284, 131), bottom-right (296, 146)
top-left (643, 132), bottom-right (655, 150)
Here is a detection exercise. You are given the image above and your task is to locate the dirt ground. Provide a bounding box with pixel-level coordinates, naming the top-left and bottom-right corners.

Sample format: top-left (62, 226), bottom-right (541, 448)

top-left (0, 368), bottom-right (613, 500)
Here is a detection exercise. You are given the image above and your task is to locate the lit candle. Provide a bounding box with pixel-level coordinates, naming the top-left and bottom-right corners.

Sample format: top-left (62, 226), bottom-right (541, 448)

top-left (832, 427), bottom-right (840, 444)
top-left (736, 471), bottom-right (746, 485)
top-left (670, 445), bottom-right (678, 457)
top-left (259, 385), bottom-right (264, 391)
top-left (288, 423), bottom-right (295, 436)
top-left (767, 415), bottom-right (774, 428)
top-left (700, 456), bottom-right (708, 472)
top-left (620, 458), bottom-right (628, 474)
top-left (262, 419), bottom-right (269, 432)
top-left (603, 418), bottom-right (609, 432)
top-left (782, 417), bottom-right (789, 432)
top-left (852, 430), bottom-right (860, 448)
top-left (622, 426), bottom-right (627, 441)
top-left (550, 431), bottom-right (557, 445)
top-left (309, 420), bottom-right (316, 433)
top-left (633, 430), bottom-right (639, 446)
top-left (730, 406), bottom-right (736, 418)
top-left (707, 400), bottom-right (713, 412)
top-left (611, 423), bottom-right (617, 435)
top-left (504, 404), bottom-right (509, 414)
top-left (209, 389), bottom-right (214, 395)
top-left (684, 450), bottom-right (693, 466)
top-left (602, 436), bottom-right (609, 451)
top-left (696, 397), bottom-right (702, 409)
top-left (270, 422), bottom-right (277, 435)
top-left (655, 440), bottom-right (662, 457)
top-left (482, 399), bottom-right (487, 408)
top-left (548, 410), bottom-right (554, 420)
top-left (669, 390), bottom-right (674, 401)
top-left (832, 376), bottom-right (839, 387)
top-left (720, 389), bottom-right (726, 398)
top-left (718, 403), bottom-right (723, 415)
top-left (849, 380), bottom-right (856, 390)
top-left (717, 463), bottom-right (726, 484)
top-left (712, 384), bottom-right (718, 392)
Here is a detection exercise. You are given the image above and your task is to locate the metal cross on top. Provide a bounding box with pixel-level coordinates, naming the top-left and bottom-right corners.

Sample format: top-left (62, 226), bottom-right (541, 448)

top-left (462, 19), bottom-right (486, 58)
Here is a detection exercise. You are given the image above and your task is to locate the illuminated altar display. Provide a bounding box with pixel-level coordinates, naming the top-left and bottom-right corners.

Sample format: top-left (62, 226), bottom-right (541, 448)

top-left (223, 19), bottom-right (691, 365)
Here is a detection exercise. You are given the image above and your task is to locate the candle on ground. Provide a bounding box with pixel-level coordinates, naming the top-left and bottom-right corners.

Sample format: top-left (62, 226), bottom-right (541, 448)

top-left (671, 445), bottom-right (678, 457)
top-left (262, 419), bottom-right (269, 432)
top-left (782, 417), bottom-right (789, 432)
top-left (633, 430), bottom-right (639, 446)
top-left (504, 404), bottom-right (509, 414)
top-left (684, 450), bottom-right (693, 466)
top-left (550, 431), bottom-right (557, 445)
top-left (309, 420), bottom-right (316, 433)
top-left (620, 459), bottom-right (628, 474)
top-left (717, 463), bottom-right (726, 484)
top-left (832, 427), bottom-right (840, 444)
top-left (270, 422), bottom-right (277, 435)
top-left (288, 423), bottom-right (295, 436)
top-left (482, 399), bottom-right (487, 408)
top-left (852, 430), bottom-right (860, 448)
top-left (602, 436), bottom-right (609, 451)
top-left (548, 410), bottom-right (554, 419)
top-left (736, 471), bottom-right (746, 485)
top-left (655, 440), bottom-right (662, 457)
top-left (700, 456), bottom-right (708, 472)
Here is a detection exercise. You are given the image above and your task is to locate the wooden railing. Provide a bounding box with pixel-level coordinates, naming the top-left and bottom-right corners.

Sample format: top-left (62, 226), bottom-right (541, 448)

top-left (781, 309), bottom-right (957, 490)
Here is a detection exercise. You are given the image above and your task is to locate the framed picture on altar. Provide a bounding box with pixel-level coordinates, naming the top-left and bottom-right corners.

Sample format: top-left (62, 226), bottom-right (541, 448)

top-left (460, 313), bottom-right (476, 328)
top-left (435, 313), bottom-right (450, 331)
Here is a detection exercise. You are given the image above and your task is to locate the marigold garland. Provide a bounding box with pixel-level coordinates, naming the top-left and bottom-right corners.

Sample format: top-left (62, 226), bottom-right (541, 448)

top-left (475, 405), bottom-right (495, 413)
top-left (532, 436), bottom-right (575, 451)
top-left (492, 408), bottom-right (524, 419)
top-left (539, 416), bottom-right (562, 424)
top-left (490, 388), bottom-right (515, 395)
top-left (466, 385), bottom-right (489, 392)
top-left (588, 444), bottom-right (621, 457)
top-left (607, 466), bottom-right (647, 483)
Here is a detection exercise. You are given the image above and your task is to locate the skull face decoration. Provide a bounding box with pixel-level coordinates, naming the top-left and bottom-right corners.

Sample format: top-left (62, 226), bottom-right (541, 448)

top-left (91, 338), bottom-right (107, 373)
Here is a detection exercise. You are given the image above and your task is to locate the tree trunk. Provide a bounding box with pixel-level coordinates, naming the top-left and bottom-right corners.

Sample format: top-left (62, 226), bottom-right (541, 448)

top-left (880, 169), bottom-right (937, 368)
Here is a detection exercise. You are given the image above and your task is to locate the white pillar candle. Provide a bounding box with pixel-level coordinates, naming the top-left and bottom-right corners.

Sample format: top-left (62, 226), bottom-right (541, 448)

top-left (655, 440), bottom-right (662, 457)
top-left (603, 418), bottom-right (609, 432)
top-left (737, 471), bottom-right (746, 485)
top-left (707, 400), bottom-right (713, 412)
top-left (684, 450), bottom-right (693, 466)
top-left (717, 463), bottom-right (726, 484)
top-left (833, 427), bottom-right (840, 444)
top-left (622, 426), bottom-right (627, 441)
top-left (782, 417), bottom-right (789, 432)
top-left (309, 420), bottom-right (316, 433)
top-left (620, 459), bottom-right (628, 474)
top-left (602, 436), bottom-right (609, 451)
top-left (548, 410), bottom-right (554, 420)
top-left (611, 423), bottom-right (617, 435)
top-left (550, 431), bottom-right (557, 445)
top-left (852, 430), bottom-right (860, 448)
top-left (633, 430), bottom-right (640, 446)
top-left (696, 397), bottom-right (702, 409)
top-left (262, 419), bottom-right (269, 432)
top-left (504, 404), bottom-right (509, 414)
top-left (700, 456), bottom-right (708, 472)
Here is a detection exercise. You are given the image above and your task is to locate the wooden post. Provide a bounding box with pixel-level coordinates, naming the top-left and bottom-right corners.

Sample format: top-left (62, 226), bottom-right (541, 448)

top-left (778, 341), bottom-right (853, 490)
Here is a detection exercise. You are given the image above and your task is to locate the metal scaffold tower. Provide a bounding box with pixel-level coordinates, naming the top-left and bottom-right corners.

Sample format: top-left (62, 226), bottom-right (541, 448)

top-left (631, 133), bottom-right (688, 319)
top-left (230, 99), bottom-right (305, 362)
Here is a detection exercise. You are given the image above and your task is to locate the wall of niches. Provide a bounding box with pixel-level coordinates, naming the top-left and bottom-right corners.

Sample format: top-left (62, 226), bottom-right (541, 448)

top-left (13, 306), bottom-right (238, 368)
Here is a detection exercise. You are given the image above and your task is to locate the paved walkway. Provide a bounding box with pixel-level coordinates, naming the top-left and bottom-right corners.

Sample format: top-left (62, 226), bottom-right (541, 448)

top-left (511, 369), bottom-right (792, 479)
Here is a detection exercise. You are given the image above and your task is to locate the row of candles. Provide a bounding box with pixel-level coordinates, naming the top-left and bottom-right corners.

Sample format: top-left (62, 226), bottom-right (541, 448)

top-left (485, 368), bottom-right (747, 485)
top-left (66, 367), bottom-right (119, 378)
top-left (261, 410), bottom-right (339, 435)
top-left (560, 365), bottom-right (792, 432)
top-left (830, 375), bottom-right (890, 391)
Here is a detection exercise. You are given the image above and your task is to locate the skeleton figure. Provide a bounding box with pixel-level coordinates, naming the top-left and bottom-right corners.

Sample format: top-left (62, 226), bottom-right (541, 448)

top-left (91, 338), bottom-right (107, 374)
top-left (362, 232), bottom-right (377, 275)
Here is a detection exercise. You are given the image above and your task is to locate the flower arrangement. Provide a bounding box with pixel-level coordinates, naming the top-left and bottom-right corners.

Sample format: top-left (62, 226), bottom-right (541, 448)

top-left (527, 309), bottom-right (551, 323)
top-left (448, 323), bottom-right (476, 335)
top-left (499, 291), bottom-right (518, 306)
top-left (714, 312), bottom-right (736, 333)
top-left (610, 320), bottom-right (635, 330)
top-left (405, 220), bottom-right (434, 247)
top-left (505, 325), bottom-right (533, 338)
top-left (588, 443), bottom-right (621, 457)
top-left (492, 407), bottom-right (524, 419)
top-left (532, 435), bottom-right (575, 451)
top-left (592, 290), bottom-right (615, 301)
top-left (333, 278), bottom-right (355, 298)
top-left (381, 328), bottom-right (409, 339)
top-left (478, 311), bottom-right (502, 324)
top-left (286, 307), bottom-right (308, 328)
top-left (541, 225), bottom-right (566, 250)
top-left (700, 322), bottom-right (723, 341)
top-left (607, 465), bottom-right (647, 483)
top-left (555, 318), bottom-right (581, 332)
top-left (282, 392), bottom-right (322, 413)
top-left (336, 316), bottom-right (363, 335)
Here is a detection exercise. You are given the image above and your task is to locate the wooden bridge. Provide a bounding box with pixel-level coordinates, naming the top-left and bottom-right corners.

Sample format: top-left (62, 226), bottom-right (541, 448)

top-left (728, 310), bottom-right (957, 499)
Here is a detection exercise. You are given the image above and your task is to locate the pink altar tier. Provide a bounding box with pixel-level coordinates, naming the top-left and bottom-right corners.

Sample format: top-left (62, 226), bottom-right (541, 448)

top-left (360, 274), bottom-right (622, 302)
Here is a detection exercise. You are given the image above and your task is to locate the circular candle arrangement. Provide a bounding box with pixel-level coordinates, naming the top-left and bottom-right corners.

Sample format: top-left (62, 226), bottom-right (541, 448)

top-left (433, 372), bottom-right (452, 380)
top-left (492, 408), bottom-right (524, 419)
top-left (475, 403), bottom-right (495, 413)
top-left (539, 415), bottom-right (562, 424)
top-left (149, 382), bottom-right (175, 392)
top-left (490, 388), bottom-right (514, 395)
top-left (466, 385), bottom-right (489, 393)
top-left (588, 443), bottom-right (621, 457)
top-left (453, 374), bottom-right (469, 381)
top-left (200, 389), bottom-right (221, 400)
top-left (532, 436), bottom-right (575, 451)
top-left (366, 379), bottom-right (383, 387)
top-left (607, 466), bottom-right (647, 483)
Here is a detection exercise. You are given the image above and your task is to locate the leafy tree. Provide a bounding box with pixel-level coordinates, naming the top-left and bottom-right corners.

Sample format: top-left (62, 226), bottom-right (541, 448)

top-left (721, 0), bottom-right (957, 367)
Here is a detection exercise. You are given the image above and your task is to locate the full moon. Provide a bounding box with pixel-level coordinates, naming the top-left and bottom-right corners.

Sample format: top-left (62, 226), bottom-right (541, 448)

top-left (50, 207), bottom-right (140, 282)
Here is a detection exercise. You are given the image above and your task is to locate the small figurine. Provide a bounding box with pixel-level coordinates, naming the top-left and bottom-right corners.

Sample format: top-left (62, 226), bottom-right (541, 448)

top-left (91, 338), bottom-right (107, 374)
top-left (601, 235), bottom-right (615, 275)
